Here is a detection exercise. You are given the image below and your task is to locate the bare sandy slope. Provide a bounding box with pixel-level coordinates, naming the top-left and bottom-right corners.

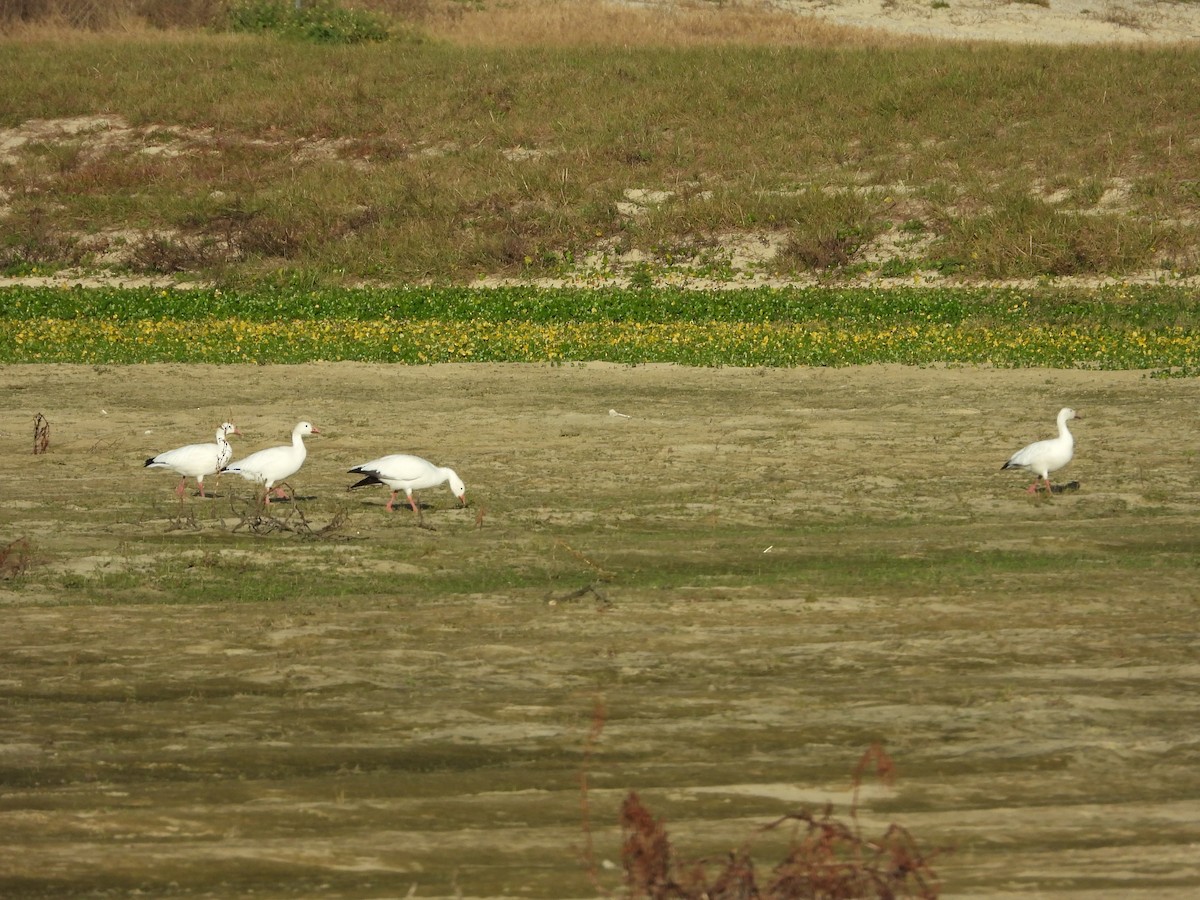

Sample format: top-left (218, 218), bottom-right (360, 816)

top-left (764, 0), bottom-right (1199, 44)
top-left (1, 362), bottom-right (1199, 898)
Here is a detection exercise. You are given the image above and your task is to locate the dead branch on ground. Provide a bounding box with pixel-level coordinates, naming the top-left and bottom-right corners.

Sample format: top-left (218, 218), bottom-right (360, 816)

top-left (588, 730), bottom-right (945, 899)
top-left (548, 582), bottom-right (613, 608)
top-left (228, 484), bottom-right (349, 538)
top-left (33, 413), bottom-right (49, 454)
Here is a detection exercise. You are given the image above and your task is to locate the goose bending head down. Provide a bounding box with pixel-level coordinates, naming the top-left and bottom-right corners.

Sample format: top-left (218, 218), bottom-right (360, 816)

top-left (223, 421), bottom-right (319, 503)
top-left (347, 454), bottom-right (466, 522)
top-left (1002, 407), bottom-right (1080, 494)
top-left (144, 422), bottom-right (241, 498)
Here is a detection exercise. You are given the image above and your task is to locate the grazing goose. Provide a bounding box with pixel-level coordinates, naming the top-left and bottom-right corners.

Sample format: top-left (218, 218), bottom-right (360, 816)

top-left (223, 421), bottom-right (319, 503)
top-left (1002, 407), bottom-right (1080, 494)
top-left (347, 454), bottom-right (466, 521)
top-left (144, 422), bottom-right (240, 498)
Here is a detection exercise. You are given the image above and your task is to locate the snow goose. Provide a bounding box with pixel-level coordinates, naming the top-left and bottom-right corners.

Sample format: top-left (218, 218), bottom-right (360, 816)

top-left (347, 454), bottom-right (466, 522)
top-left (223, 421), bottom-right (319, 503)
top-left (144, 422), bottom-right (241, 498)
top-left (1002, 407), bottom-right (1080, 494)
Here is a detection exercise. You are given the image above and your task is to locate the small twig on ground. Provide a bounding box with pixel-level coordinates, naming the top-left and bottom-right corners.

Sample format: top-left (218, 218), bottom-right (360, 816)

top-left (555, 538), bottom-right (615, 581)
top-left (33, 413), bottom-right (49, 454)
top-left (166, 504), bottom-right (200, 532)
top-left (548, 582), bottom-right (613, 608)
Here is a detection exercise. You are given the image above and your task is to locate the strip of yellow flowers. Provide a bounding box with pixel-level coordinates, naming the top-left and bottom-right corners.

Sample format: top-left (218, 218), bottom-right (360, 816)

top-left (2, 318), bottom-right (1197, 369)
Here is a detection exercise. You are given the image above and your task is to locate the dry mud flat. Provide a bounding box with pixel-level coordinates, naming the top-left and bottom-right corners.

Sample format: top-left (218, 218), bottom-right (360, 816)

top-left (1, 362), bottom-right (1199, 899)
top-left (748, 0), bottom-right (1200, 44)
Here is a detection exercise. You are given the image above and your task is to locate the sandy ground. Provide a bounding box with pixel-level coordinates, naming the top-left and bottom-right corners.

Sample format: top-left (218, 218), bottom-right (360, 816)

top-left (769, 0), bottom-right (1200, 44)
top-left (1, 362), bottom-right (1199, 898)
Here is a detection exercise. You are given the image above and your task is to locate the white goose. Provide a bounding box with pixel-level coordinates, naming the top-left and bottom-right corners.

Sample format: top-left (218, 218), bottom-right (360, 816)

top-left (144, 422), bottom-right (241, 498)
top-left (223, 421), bottom-right (319, 503)
top-left (348, 454), bottom-right (466, 520)
top-left (1002, 407), bottom-right (1080, 494)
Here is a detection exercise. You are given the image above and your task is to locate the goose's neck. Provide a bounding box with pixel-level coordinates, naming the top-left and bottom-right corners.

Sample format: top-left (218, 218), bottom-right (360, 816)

top-left (1057, 417), bottom-right (1073, 442)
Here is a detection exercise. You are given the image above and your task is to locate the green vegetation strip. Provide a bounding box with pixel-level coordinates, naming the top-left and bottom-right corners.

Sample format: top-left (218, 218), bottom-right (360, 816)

top-left (2, 284), bottom-right (1197, 371)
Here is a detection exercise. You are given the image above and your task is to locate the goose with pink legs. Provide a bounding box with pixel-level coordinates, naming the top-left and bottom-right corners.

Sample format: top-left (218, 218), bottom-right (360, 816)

top-left (348, 453), bottom-right (466, 524)
top-left (144, 422), bottom-right (241, 498)
top-left (223, 421), bottom-right (319, 503)
top-left (1002, 407), bottom-right (1080, 494)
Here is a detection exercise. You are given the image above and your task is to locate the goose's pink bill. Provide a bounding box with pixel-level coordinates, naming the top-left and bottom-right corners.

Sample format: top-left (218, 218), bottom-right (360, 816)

top-left (223, 421), bottom-right (319, 503)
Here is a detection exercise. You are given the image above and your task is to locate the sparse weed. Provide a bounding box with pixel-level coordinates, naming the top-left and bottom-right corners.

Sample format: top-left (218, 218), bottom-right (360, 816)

top-left (0, 537), bottom-right (33, 578)
top-left (594, 711), bottom-right (944, 900)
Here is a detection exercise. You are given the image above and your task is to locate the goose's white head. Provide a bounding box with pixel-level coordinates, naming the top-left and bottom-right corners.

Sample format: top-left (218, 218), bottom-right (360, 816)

top-left (219, 422), bottom-right (242, 438)
top-left (294, 421), bottom-right (321, 438)
top-left (1058, 407), bottom-right (1080, 423)
top-left (448, 470), bottom-right (467, 507)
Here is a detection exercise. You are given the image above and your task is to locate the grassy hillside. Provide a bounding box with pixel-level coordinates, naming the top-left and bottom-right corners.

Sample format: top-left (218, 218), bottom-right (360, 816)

top-left (1, 1), bottom-right (1198, 286)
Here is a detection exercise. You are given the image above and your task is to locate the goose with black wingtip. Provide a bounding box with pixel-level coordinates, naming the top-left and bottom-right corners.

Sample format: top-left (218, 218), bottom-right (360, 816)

top-left (144, 422), bottom-right (241, 498)
top-left (1002, 407), bottom-right (1080, 494)
top-left (348, 453), bottom-right (466, 522)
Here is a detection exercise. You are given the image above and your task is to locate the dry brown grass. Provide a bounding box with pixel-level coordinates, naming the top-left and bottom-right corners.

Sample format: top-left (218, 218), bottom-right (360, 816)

top-left (0, 0), bottom-right (916, 47)
top-left (0, 0), bottom-right (222, 33)
top-left (415, 0), bottom-right (907, 49)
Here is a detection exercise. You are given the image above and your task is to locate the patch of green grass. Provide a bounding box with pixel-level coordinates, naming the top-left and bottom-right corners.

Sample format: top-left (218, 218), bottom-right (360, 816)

top-left (27, 509), bottom-right (1200, 612)
top-left (226, 0), bottom-right (392, 44)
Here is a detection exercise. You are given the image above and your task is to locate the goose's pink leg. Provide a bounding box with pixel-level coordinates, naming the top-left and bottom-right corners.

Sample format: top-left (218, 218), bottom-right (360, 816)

top-left (386, 491), bottom-right (397, 512)
top-left (408, 492), bottom-right (428, 527)
top-left (1026, 477), bottom-right (1052, 495)
top-left (176, 478), bottom-right (187, 498)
